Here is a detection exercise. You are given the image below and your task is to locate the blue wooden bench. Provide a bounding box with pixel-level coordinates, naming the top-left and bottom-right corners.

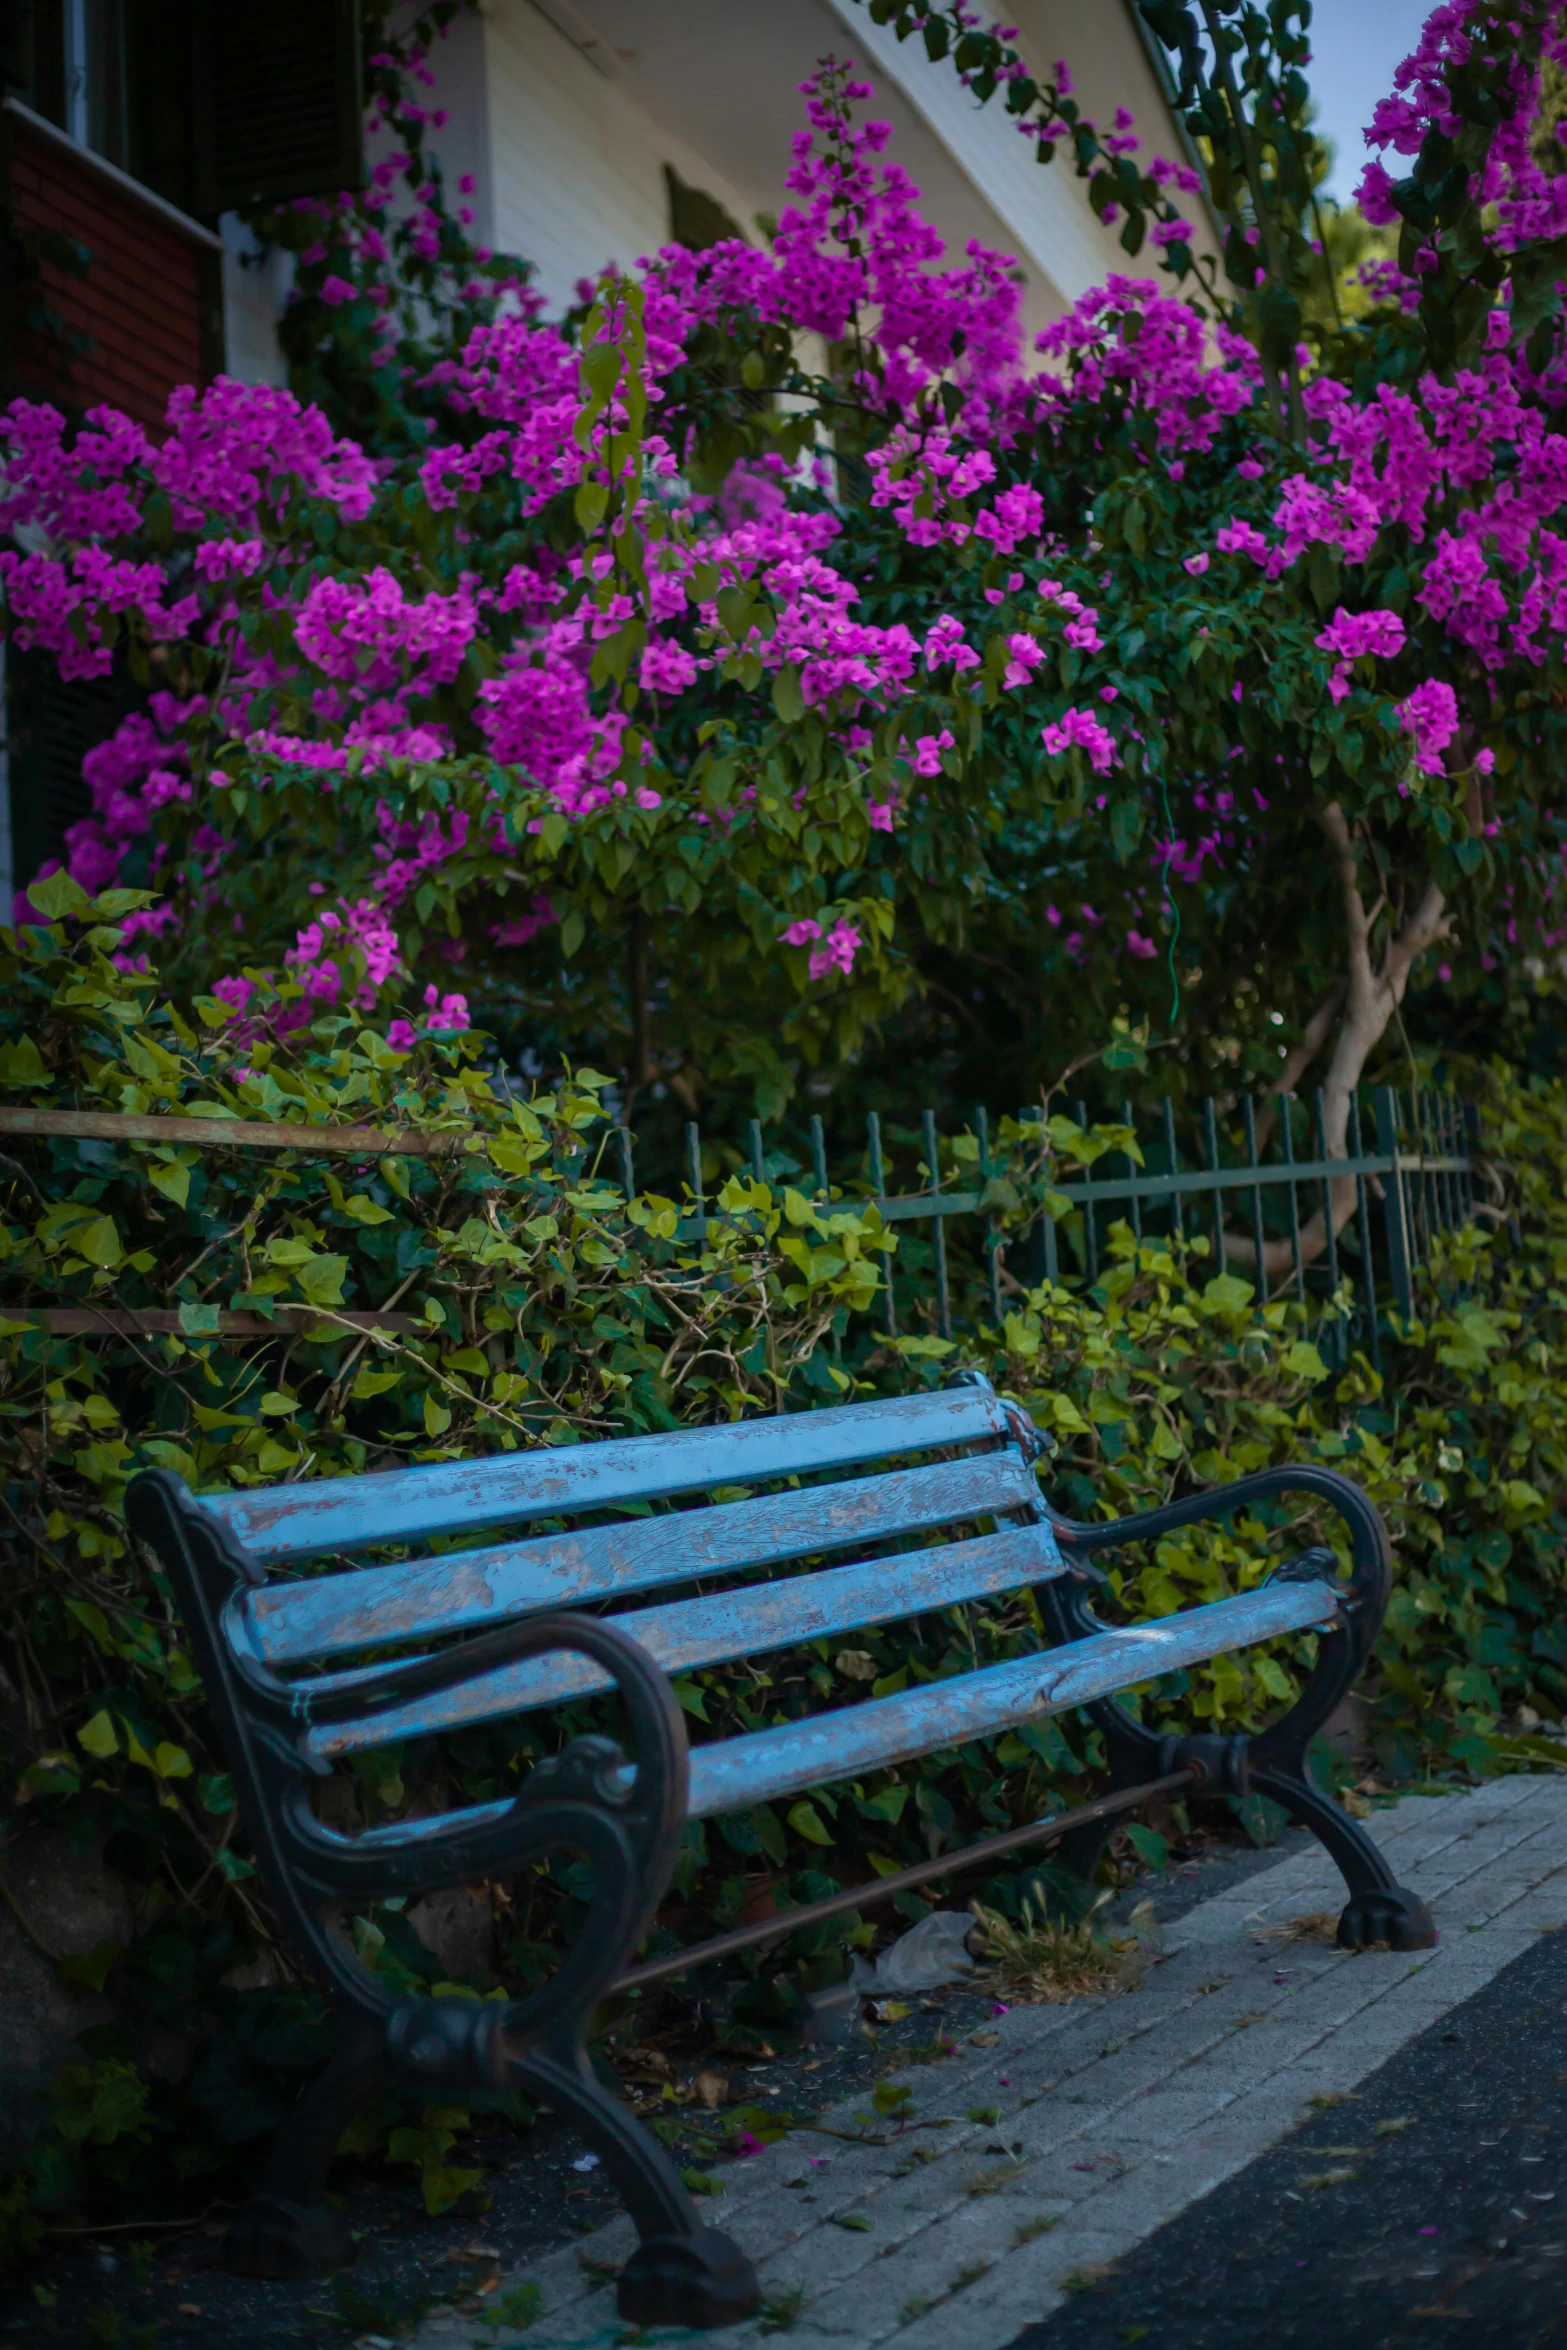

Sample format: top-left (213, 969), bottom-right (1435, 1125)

top-left (126, 1372), bottom-right (1433, 2327)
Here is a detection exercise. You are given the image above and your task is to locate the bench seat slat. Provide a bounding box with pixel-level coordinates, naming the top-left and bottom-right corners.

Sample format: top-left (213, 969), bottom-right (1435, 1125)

top-left (200, 1387), bottom-right (1013, 1567)
top-left (682, 1576), bottom-right (1339, 1818)
top-left (311, 1579), bottom-right (1340, 1856)
top-left (301, 1520), bottom-right (1064, 1754)
top-left (247, 1452), bottom-right (1041, 1668)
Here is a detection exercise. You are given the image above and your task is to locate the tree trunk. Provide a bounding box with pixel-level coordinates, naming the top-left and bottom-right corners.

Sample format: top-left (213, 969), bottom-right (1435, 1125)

top-left (1221, 804), bottom-right (1450, 1281)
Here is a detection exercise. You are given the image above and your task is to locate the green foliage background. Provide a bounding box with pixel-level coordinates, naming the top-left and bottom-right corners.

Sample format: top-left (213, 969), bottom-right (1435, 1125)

top-left (0, 881), bottom-right (1563, 2248)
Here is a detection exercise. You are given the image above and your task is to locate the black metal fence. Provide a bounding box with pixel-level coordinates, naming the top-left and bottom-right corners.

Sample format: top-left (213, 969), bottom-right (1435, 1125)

top-left (613, 1084), bottom-right (1480, 1367)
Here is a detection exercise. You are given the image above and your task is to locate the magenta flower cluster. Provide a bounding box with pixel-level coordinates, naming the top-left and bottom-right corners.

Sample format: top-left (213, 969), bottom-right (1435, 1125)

top-left (1, 23), bottom-right (1563, 1029)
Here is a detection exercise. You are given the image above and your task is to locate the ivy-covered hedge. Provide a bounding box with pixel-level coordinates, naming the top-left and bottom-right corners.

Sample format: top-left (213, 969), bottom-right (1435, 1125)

top-left (1, 879), bottom-right (1564, 2247)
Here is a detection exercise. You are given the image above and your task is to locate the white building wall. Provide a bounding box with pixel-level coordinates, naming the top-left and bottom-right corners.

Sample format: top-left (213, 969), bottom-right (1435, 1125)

top-left (478, 0), bottom-right (761, 312)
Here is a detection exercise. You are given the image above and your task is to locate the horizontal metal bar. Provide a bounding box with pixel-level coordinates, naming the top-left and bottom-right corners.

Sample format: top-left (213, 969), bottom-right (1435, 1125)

top-left (612, 1768), bottom-right (1198, 1992)
top-left (1041, 1153), bottom-right (1468, 1207)
top-left (0, 1107), bottom-right (471, 1159)
top-left (4, 1307), bottom-right (420, 1337)
top-left (681, 1154), bottom-right (1471, 1235)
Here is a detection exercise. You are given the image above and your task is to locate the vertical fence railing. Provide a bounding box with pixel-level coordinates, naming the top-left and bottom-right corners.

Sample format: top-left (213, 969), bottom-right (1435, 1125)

top-left (609, 1086), bottom-right (1480, 1359)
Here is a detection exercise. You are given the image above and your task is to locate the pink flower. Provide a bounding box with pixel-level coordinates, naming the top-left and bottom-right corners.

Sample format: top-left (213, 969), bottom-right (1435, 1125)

top-left (782, 916), bottom-right (822, 946)
top-left (1399, 678), bottom-right (1459, 776)
top-left (1183, 553), bottom-right (1209, 576)
top-left (421, 982), bottom-right (470, 1032)
top-left (386, 1018), bottom-right (417, 1051)
top-left (1315, 606), bottom-right (1407, 702)
top-left (637, 638), bottom-right (699, 694)
top-left (1041, 706), bottom-right (1118, 775)
top-left (923, 615), bottom-right (979, 674)
top-left (808, 916), bottom-right (862, 980)
top-left (1002, 633), bottom-right (1046, 689)
top-left (910, 728), bottom-right (955, 777)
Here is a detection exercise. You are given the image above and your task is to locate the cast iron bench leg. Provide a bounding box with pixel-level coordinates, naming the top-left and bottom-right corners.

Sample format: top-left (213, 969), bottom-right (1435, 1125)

top-left (503, 2034), bottom-right (759, 2324)
top-left (379, 1989), bottom-right (758, 2325)
top-left (1040, 1471), bottom-right (1438, 1953)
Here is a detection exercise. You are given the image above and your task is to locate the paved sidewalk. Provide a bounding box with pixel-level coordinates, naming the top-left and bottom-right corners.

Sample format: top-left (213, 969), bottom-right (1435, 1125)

top-left (409, 1776), bottom-right (1567, 2348)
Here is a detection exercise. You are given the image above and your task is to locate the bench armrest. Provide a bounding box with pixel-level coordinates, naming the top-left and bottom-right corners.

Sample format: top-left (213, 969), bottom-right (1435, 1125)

top-left (1036, 1461), bottom-right (1393, 1786)
top-left (1048, 1460), bottom-right (1389, 1618)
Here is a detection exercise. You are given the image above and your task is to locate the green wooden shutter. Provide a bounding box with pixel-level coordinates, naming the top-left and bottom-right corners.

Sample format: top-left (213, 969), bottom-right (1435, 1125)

top-left (194, 0), bottom-right (362, 214)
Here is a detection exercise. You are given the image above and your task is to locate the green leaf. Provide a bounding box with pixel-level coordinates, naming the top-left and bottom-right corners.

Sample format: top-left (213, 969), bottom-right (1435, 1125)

top-left (0, 1036), bottom-right (47, 1083)
top-left (25, 870), bottom-right (91, 921)
top-left (772, 666), bottom-right (805, 724)
top-left (77, 1710), bottom-right (118, 1759)
top-left (788, 1800), bottom-right (833, 1845)
top-left (559, 910), bottom-right (586, 960)
top-left (1124, 1822), bottom-right (1168, 1873)
top-left (294, 1254), bottom-right (348, 1307)
top-left (73, 1215), bottom-right (123, 1270)
top-left (148, 1159), bottom-right (191, 1208)
top-left (1201, 1274), bottom-right (1255, 1316)
top-left (832, 2212), bottom-right (874, 2231)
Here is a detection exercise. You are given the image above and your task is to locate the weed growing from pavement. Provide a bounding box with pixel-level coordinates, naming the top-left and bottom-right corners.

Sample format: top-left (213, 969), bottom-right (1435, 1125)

top-left (1013, 2213), bottom-right (1059, 2244)
top-left (968, 2160), bottom-right (1031, 2194)
top-left (969, 1895), bottom-right (1156, 2004)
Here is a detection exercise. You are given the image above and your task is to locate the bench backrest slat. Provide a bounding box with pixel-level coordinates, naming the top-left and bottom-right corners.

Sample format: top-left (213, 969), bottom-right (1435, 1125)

top-left (199, 1386), bottom-right (1013, 1568)
top-left (303, 1520), bottom-right (1064, 1756)
top-left (247, 1450), bottom-right (1039, 1667)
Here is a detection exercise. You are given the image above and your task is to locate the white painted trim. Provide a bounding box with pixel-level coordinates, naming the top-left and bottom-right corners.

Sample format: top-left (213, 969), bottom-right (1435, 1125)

top-left (3, 98), bottom-right (225, 252)
top-left (816, 0), bottom-right (1112, 307)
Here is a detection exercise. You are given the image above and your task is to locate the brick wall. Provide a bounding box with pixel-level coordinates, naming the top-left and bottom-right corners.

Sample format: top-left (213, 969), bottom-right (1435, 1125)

top-left (5, 113), bottom-right (217, 429)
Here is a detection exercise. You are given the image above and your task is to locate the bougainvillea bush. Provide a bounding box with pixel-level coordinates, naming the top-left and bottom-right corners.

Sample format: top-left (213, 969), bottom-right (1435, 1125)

top-left (6, 3), bottom-right (1567, 1165)
top-left (0, 880), bottom-right (1563, 2243)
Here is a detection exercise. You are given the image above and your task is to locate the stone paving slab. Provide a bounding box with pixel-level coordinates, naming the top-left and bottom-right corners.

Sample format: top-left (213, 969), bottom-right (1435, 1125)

top-left (408, 1777), bottom-right (1567, 2349)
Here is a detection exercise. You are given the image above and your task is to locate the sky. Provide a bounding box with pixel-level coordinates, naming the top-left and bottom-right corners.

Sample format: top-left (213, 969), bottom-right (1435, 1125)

top-left (1302, 0), bottom-right (1436, 203)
